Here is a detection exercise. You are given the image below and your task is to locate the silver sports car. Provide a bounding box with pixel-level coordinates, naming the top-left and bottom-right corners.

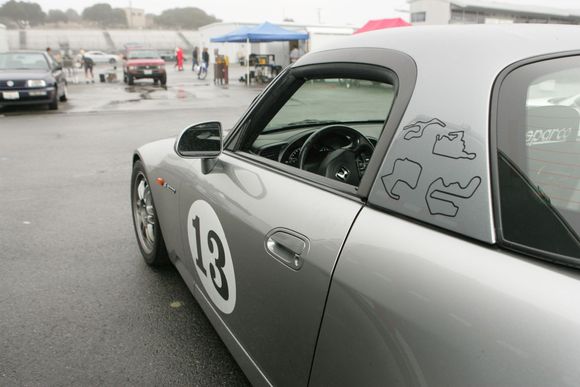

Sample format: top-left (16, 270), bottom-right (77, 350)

top-left (131, 25), bottom-right (580, 386)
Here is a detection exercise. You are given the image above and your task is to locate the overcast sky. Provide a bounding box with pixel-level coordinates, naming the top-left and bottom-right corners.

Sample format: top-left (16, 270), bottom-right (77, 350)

top-left (11, 0), bottom-right (580, 26)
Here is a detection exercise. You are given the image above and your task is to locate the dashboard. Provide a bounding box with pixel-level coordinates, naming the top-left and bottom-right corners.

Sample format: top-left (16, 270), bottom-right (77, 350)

top-left (250, 124), bottom-right (381, 170)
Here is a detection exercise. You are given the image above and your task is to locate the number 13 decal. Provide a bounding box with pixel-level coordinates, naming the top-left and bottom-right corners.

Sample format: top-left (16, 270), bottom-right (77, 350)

top-left (188, 200), bottom-right (236, 314)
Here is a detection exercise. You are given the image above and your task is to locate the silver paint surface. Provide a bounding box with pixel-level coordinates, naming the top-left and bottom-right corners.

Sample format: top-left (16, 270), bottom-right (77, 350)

top-left (311, 207), bottom-right (580, 386)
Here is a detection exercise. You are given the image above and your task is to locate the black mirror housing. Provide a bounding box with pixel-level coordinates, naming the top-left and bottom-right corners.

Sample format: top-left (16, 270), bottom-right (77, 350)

top-left (175, 121), bottom-right (223, 159)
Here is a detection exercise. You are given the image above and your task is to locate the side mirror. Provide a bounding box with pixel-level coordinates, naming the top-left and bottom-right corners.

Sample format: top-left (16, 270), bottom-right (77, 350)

top-left (175, 121), bottom-right (222, 174)
top-left (122, 55), bottom-right (127, 60)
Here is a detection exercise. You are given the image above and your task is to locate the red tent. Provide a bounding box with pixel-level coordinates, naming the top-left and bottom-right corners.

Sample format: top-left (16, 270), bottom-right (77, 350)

top-left (354, 18), bottom-right (411, 34)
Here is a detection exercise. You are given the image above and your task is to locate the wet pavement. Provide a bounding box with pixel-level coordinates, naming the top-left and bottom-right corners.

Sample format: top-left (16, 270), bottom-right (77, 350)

top-left (0, 64), bottom-right (263, 385)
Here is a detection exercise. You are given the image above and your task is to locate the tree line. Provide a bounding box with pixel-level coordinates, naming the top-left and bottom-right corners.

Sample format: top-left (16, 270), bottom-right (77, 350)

top-left (0, 1), bottom-right (220, 29)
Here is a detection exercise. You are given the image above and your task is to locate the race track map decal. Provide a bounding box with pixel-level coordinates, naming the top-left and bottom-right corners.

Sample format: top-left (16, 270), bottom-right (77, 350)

top-left (381, 158), bottom-right (423, 200)
top-left (188, 200), bottom-right (236, 314)
top-left (425, 177), bottom-right (481, 217)
top-left (432, 131), bottom-right (476, 160)
top-left (402, 118), bottom-right (446, 140)
top-left (380, 116), bottom-right (482, 219)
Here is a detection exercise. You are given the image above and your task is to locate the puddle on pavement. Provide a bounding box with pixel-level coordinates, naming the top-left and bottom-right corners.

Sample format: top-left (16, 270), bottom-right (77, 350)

top-left (107, 98), bottom-right (141, 105)
top-left (124, 84), bottom-right (169, 100)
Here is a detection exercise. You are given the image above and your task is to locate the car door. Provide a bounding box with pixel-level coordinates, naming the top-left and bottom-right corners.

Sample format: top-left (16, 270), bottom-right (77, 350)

top-left (176, 49), bottom-right (415, 386)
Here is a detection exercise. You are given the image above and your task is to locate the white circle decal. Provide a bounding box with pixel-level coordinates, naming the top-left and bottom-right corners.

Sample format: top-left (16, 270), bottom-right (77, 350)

top-left (187, 200), bottom-right (236, 314)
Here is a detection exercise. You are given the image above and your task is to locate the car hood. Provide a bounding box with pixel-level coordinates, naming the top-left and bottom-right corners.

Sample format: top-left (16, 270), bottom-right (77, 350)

top-left (0, 69), bottom-right (51, 80)
top-left (126, 59), bottom-right (165, 66)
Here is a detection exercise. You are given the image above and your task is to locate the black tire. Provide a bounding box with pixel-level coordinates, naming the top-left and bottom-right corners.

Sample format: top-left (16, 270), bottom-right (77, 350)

top-left (131, 160), bottom-right (169, 266)
top-left (123, 73), bottom-right (127, 84)
top-left (48, 89), bottom-right (59, 110)
top-left (160, 74), bottom-right (167, 86)
top-left (128, 75), bottom-right (134, 85)
top-left (59, 83), bottom-right (68, 102)
top-left (109, 58), bottom-right (116, 65)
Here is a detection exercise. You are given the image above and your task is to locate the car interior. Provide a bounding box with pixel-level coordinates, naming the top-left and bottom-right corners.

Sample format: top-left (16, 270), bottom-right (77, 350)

top-left (238, 66), bottom-right (397, 186)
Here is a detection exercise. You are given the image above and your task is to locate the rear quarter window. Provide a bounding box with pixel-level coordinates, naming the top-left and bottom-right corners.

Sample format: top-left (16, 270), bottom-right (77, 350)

top-left (495, 55), bottom-right (580, 266)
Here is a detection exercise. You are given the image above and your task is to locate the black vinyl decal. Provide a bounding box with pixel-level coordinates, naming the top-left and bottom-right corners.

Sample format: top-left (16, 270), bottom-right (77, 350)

top-left (402, 118), bottom-right (446, 140)
top-left (192, 216), bottom-right (207, 275)
top-left (381, 158), bottom-right (423, 200)
top-left (208, 230), bottom-right (229, 301)
top-left (425, 176), bottom-right (482, 217)
top-left (432, 131), bottom-right (476, 160)
top-left (192, 216), bottom-right (229, 300)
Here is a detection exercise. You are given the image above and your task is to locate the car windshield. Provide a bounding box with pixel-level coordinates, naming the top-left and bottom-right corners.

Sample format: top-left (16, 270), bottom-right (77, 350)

top-left (0, 52), bottom-right (49, 70)
top-left (265, 79), bottom-right (394, 131)
top-left (128, 50), bottom-right (160, 59)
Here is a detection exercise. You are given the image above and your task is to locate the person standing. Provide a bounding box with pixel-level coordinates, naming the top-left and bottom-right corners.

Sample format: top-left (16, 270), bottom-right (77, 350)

top-left (176, 47), bottom-right (184, 71)
top-left (81, 49), bottom-right (94, 83)
top-left (290, 46), bottom-right (300, 64)
top-left (192, 46), bottom-right (199, 71)
top-left (200, 47), bottom-right (209, 79)
top-left (213, 48), bottom-right (222, 85)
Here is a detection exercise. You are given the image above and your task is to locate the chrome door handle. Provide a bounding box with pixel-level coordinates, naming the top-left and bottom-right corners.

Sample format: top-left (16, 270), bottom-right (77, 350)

top-left (265, 228), bottom-right (309, 270)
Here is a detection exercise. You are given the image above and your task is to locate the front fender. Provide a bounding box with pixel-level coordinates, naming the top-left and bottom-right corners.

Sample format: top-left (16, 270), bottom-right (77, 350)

top-left (133, 138), bottom-right (184, 261)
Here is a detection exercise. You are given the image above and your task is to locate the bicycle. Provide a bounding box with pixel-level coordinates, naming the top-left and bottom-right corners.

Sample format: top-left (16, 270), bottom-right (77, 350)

top-left (194, 62), bottom-right (208, 80)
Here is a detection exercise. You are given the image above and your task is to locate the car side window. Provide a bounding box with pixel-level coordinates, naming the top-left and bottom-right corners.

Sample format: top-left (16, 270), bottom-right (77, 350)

top-left (238, 64), bottom-right (397, 187)
top-left (496, 55), bottom-right (580, 264)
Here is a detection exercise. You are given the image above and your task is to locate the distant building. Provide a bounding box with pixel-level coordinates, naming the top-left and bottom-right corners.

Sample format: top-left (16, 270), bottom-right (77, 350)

top-left (409, 0), bottom-right (580, 25)
top-left (145, 14), bottom-right (156, 29)
top-left (123, 7), bottom-right (146, 29)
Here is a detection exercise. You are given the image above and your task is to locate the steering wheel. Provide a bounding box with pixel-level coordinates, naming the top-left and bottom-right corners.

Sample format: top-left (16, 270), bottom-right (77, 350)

top-left (298, 125), bottom-right (374, 185)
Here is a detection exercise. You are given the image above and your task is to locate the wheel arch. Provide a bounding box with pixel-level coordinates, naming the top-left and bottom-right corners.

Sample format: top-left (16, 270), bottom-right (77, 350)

top-left (132, 151), bottom-right (142, 165)
top-left (131, 138), bottom-right (183, 261)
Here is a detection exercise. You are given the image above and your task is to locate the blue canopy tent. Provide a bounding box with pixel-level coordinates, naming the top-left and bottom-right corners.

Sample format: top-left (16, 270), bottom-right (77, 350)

top-left (210, 26), bottom-right (252, 43)
top-left (210, 22), bottom-right (309, 85)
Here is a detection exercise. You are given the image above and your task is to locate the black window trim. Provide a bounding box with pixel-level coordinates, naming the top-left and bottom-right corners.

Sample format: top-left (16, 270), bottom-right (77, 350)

top-left (224, 47), bottom-right (417, 200)
top-left (490, 49), bottom-right (580, 269)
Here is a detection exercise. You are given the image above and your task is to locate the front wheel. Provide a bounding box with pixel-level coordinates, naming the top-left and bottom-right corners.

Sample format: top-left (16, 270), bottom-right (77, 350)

top-left (131, 160), bottom-right (169, 266)
top-left (160, 74), bottom-right (167, 86)
top-left (198, 65), bottom-right (207, 80)
top-left (127, 75), bottom-right (134, 85)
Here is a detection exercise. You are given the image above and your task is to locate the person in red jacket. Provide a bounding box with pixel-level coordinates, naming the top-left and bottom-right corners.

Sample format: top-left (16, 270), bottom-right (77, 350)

top-left (175, 47), bottom-right (184, 71)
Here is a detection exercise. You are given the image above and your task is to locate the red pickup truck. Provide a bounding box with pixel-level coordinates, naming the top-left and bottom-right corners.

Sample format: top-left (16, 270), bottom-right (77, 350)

top-left (123, 49), bottom-right (167, 86)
